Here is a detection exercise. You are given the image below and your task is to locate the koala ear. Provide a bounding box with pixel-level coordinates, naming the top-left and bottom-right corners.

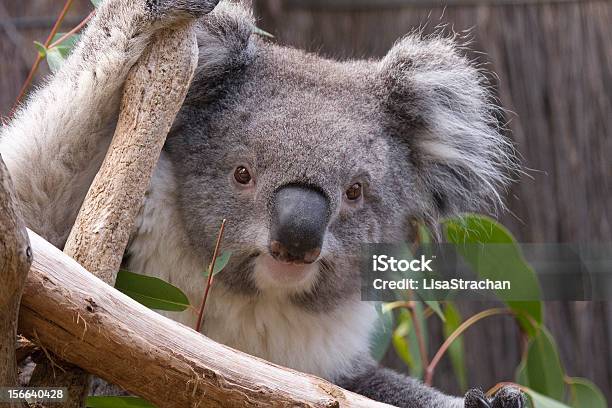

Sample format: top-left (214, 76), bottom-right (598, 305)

top-left (377, 34), bottom-right (515, 221)
top-left (185, 2), bottom-right (256, 104)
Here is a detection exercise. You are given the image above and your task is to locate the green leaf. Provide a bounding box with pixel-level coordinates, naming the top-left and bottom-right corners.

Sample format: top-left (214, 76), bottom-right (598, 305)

top-left (409, 303), bottom-right (427, 379)
top-left (43, 34), bottom-right (80, 73)
top-left (425, 300), bottom-right (445, 322)
top-left (369, 302), bottom-right (394, 361)
top-left (382, 300), bottom-right (407, 313)
top-left (46, 48), bottom-right (65, 73)
top-left (115, 270), bottom-right (190, 312)
top-left (204, 251), bottom-right (232, 277)
top-left (33, 41), bottom-right (47, 57)
top-left (524, 328), bottom-right (566, 401)
top-left (392, 306), bottom-right (427, 379)
top-left (443, 214), bottom-right (543, 336)
top-left (392, 309), bottom-right (414, 368)
top-left (253, 26), bottom-right (274, 38)
top-left (50, 33), bottom-right (79, 54)
top-left (442, 302), bottom-right (467, 392)
top-left (515, 357), bottom-right (529, 387)
top-left (522, 387), bottom-right (572, 408)
top-left (90, 0), bottom-right (104, 8)
top-left (566, 377), bottom-right (607, 408)
top-left (50, 33), bottom-right (81, 57)
top-left (86, 396), bottom-right (156, 408)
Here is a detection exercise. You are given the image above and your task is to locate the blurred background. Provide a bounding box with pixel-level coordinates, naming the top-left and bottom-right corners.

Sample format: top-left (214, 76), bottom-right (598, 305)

top-left (1, 0), bottom-right (611, 402)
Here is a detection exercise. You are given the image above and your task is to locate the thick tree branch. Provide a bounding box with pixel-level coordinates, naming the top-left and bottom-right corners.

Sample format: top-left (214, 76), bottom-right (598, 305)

top-left (0, 155), bottom-right (32, 405)
top-left (62, 21), bottom-right (198, 282)
top-left (28, 21), bottom-right (200, 406)
top-left (19, 230), bottom-right (394, 408)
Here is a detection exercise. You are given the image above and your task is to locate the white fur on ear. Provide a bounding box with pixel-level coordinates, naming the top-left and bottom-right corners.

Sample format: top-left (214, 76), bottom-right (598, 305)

top-left (378, 34), bottom-right (516, 220)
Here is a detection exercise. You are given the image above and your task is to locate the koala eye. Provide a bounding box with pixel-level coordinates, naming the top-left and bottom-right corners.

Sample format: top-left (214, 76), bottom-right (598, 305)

top-left (234, 166), bottom-right (252, 185)
top-left (345, 183), bottom-right (362, 201)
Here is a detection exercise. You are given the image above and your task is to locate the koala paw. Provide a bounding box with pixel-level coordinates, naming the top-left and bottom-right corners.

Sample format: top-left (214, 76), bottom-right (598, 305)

top-left (145, 0), bottom-right (221, 19)
top-left (464, 387), bottom-right (525, 408)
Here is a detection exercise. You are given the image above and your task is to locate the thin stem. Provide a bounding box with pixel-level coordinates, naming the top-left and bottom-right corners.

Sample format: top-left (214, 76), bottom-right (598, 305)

top-left (407, 301), bottom-right (429, 372)
top-left (48, 11), bottom-right (94, 49)
top-left (425, 308), bottom-right (514, 386)
top-left (10, 0), bottom-right (76, 115)
top-left (195, 219), bottom-right (227, 333)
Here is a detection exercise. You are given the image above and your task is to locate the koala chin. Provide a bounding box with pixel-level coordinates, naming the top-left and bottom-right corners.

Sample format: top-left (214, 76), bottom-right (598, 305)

top-left (0, 0), bottom-right (523, 407)
top-left (252, 254), bottom-right (320, 292)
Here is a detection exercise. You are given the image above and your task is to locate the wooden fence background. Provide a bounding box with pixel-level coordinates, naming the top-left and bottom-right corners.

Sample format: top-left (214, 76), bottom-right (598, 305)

top-left (1, 0), bottom-right (611, 402)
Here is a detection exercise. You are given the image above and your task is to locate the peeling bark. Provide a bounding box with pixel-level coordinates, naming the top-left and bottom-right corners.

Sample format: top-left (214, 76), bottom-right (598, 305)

top-left (19, 230), bottom-right (394, 408)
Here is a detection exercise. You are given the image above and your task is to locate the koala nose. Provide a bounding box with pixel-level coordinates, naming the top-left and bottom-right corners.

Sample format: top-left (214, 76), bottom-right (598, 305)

top-left (269, 184), bottom-right (329, 264)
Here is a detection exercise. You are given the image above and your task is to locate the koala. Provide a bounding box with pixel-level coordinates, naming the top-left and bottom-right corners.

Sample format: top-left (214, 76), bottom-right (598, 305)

top-left (0, 0), bottom-right (523, 407)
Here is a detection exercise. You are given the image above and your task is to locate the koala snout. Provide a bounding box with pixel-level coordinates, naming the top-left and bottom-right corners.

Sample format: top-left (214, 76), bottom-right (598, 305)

top-left (269, 184), bottom-right (329, 264)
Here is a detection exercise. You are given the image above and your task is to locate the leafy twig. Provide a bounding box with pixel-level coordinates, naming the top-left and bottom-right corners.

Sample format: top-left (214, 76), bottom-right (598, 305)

top-left (195, 219), bottom-right (227, 333)
top-left (48, 10), bottom-right (94, 49)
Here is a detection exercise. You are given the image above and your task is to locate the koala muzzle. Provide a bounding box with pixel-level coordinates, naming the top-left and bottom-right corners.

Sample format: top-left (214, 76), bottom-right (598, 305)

top-left (269, 185), bottom-right (329, 264)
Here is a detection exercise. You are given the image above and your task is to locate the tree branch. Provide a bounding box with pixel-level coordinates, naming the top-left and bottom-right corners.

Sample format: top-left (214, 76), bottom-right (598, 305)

top-left (64, 21), bottom-right (199, 283)
top-left (19, 230), bottom-right (394, 408)
top-left (28, 20), bottom-right (200, 406)
top-left (0, 155), bottom-right (33, 405)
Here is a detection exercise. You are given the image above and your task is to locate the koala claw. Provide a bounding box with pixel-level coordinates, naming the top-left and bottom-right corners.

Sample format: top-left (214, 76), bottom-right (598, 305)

top-left (490, 386), bottom-right (525, 408)
top-left (465, 387), bottom-right (525, 408)
top-left (465, 389), bottom-right (491, 408)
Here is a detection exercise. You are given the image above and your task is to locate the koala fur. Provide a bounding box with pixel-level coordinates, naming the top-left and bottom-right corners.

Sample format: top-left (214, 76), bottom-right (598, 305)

top-left (0, 0), bottom-right (521, 407)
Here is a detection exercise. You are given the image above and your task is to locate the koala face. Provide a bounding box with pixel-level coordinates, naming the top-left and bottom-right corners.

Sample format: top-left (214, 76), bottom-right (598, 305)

top-left (164, 13), bottom-right (512, 309)
top-left (167, 46), bottom-right (410, 307)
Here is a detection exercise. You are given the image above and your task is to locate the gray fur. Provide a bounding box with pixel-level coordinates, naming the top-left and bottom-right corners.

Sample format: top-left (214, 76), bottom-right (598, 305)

top-left (1, 0), bottom-right (522, 406)
top-left (337, 358), bottom-right (464, 408)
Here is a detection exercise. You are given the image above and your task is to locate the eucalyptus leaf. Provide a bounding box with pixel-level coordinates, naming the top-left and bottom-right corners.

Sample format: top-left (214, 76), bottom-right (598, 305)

top-left (382, 300), bottom-right (407, 313)
top-left (515, 357), bottom-right (529, 387)
top-left (522, 387), bottom-right (572, 408)
top-left (44, 33), bottom-right (80, 73)
top-left (50, 33), bottom-right (81, 57)
top-left (425, 300), bottom-right (445, 322)
top-left (443, 302), bottom-right (467, 391)
top-left (33, 41), bottom-right (47, 57)
top-left (566, 377), bottom-right (607, 408)
top-left (369, 302), bottom-right (394, 361)
top-left (115, 270), bottom-right (190, 312)
top-left (443, 214), bottom-right (543, 336)
top-left (392, 313), bottom-right (414, 368)
top-left (253, 26), bottom-right (274, 38)
top-left (86, 396), bottom-right (156, 408)
top-left (46, 48), bottom-right (65, 74)
top-left (524, 328), bottom-right (566, 401)
top-left (204, 250), bottom-right (232, 277)
top-left (392, 307), bottom-right (427, 379)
